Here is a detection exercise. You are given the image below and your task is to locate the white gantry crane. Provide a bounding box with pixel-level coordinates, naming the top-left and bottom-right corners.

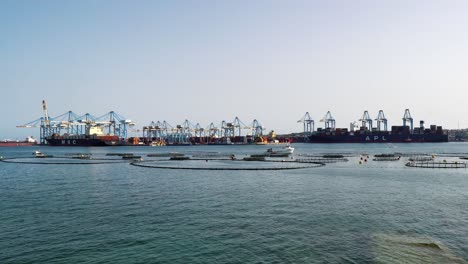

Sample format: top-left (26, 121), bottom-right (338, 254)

top-left (320, 111), bottom-right (336, 130)
top-left (375, 110), bottom-right (388, 131)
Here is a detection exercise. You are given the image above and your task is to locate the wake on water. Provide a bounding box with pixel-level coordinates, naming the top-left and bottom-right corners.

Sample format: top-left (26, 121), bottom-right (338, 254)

top-left (371, 232), bottom-right (466, 264)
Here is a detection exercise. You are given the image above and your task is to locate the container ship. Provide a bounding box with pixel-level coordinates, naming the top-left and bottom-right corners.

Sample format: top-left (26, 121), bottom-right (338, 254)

top-left (45, 126), bottom-right (127, 146)
top-left (308, 126), bottom-right (448, 143)
top-left (46, 134), bottom-right (126, 146)
top-left (0, 137), bottom-right (38, 147)
top-left (303, 110), bottom-right (448, 143)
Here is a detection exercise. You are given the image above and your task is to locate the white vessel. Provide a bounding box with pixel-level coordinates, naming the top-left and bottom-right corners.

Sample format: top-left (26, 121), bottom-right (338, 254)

top-left (34, 150), bottom-right (45, 158)
top-left (264, 145), bottom-right (295, 157)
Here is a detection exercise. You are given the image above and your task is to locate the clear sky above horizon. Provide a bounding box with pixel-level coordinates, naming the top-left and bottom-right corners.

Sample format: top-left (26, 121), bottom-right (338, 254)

top-left (1, 0), bottom-right (468, 138)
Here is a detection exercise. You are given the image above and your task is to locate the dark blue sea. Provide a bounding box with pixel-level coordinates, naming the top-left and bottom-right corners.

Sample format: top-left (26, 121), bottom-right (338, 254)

top-left (1, 143), bottom-right (467, 263)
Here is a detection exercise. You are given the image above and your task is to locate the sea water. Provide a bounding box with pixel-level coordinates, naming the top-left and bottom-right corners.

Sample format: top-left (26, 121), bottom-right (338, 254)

top-left (0, 143), bottom-right (467, 263)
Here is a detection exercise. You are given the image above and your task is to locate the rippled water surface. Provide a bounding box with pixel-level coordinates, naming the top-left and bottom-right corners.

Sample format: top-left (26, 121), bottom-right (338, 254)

top-left (1, 143), bottom-right (467, 263)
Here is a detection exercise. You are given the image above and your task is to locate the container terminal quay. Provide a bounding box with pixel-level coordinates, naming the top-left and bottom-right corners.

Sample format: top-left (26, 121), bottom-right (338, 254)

top-left (8, 100), bottom-right (455, 147)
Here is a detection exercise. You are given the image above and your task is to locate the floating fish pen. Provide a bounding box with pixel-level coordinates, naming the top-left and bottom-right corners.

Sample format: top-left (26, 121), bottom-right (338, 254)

top-left (186, 151), bottom-right (219, 155)
top-left (122, 155), bottom-right (142, 160)
top-left (71, 154), bottom-right (92, 159)
top-left (374, 154), bottom-right (395, 158)
top-left (394, 152), bottom-right (429, 157)
top-left (147, 153), bottom-right (184, 157)
top-left (295, 157), bottom-right (348, 163)
top-left (106, 153), bottom-right (134, 156)
top-left (243, 156), bottom-right (266, 161)
top-left (65, 153), bottom-right (93, 157)
top-left (190, 152), bottom-right (234, 158)
top-left (434, 152), bottom-right (468, 157)
top-left (406, 161), bottom-right (467, 168)
top-left (298, 153), bottom-right (352, 158)
top-left (170, 156), bottom-right (190, 160)
top-left (408, 156), bottom-right (434, 162)
top-left (322, 154), bottom-right (345, 159)
top-left (373, 156), bottom-right (401, 161)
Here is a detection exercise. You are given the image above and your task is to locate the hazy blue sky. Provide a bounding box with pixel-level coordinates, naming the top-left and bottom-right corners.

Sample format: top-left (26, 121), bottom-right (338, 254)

top-left (1, 0), bottom-right (468, 138)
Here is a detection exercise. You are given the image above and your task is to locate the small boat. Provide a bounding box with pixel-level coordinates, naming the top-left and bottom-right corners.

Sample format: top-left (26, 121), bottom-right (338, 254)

top-left (263, 145), bottom-right (295, 157)
top-left (33, 150), bottom-right (53, 158)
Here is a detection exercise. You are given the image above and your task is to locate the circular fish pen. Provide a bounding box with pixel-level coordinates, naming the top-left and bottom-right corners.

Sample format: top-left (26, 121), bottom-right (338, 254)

top-left (373, 155), bottom-right (401, 161)
top-left (296, 153), bottom-right (349, 163)
top-left (394, 152), bottom-right (430, 157)
top-left (406, 161), bottom-right (467, 169)
top-left (106, 153), bottom-right (134, 156)
top-left (408, 156), bottom-right (434, 162)
top-left (185, 151), bottom-right (233, 158)
top-left (147, 152), bottom-right (185, 158)
top-left (295, 158), bottom-right (349, 163)
top-left (130, 159), bottom-right (325, 170)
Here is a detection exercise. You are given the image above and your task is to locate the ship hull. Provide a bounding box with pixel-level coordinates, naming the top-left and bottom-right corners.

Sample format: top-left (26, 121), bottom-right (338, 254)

top-left (46, 138), bottom-right (125, 146)
top-left (308, 133), bottom-right (448, 143)
top-left (0, 142), bottom-right (37, 147)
